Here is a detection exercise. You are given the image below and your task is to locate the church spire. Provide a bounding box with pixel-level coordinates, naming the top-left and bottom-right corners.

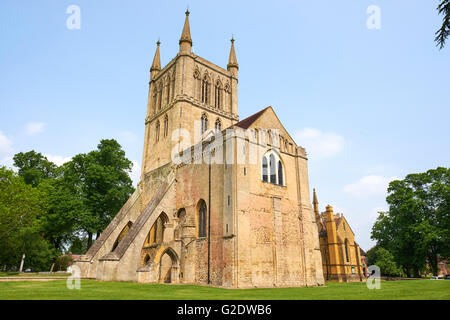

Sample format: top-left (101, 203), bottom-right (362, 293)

top-left (227, 36), bottom-right (238, 76)
top-left (150, 40), bottom-right (161, 76)
top-left (179, 10), bottom-right (192, 54)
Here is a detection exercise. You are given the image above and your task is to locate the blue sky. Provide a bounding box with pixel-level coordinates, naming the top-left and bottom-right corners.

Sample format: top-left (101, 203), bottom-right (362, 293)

top-left (1, 1), bottom-right (449, 250)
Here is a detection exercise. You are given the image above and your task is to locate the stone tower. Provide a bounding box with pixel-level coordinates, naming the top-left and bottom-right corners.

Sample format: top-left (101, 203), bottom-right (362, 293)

top-left (141, 10), bottom-right (239, 178)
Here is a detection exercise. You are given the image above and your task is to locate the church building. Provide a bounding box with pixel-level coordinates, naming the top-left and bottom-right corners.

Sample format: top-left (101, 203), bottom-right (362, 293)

top-left (313, 189), bottom-right (366, 282)
top-left (74, 11), bottom-right (325, 288)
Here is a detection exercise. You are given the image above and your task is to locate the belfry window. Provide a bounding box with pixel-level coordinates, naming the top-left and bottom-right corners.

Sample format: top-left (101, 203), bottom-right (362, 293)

top-left (152, 89), bottom-right (157, 114)
top-left (155, 120), bottom-right (160, 142)
top-left (164, 115), bottom-right (168, 138)
top-left (198, 200), bottom-right (207, 238)
top-left (215, 82), bottom-right (222, 109)
top-left (201, 76), bottom-right (209, 104)
top-left (261, 150), bottom-right (284, 186)
top-left (201, 113), bottom-right (208, 134)
top-left (171, 77), bottom-right (175, 100)
top-left (166, 81), bottom-right (170, 105)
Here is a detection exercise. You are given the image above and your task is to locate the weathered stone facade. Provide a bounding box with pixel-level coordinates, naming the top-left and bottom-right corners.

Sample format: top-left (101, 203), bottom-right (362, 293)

top-left (74, 11), bottom-right (324, 288)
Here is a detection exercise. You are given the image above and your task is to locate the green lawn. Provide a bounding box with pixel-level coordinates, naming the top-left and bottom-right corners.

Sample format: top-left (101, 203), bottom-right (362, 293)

top-left (0, 279), bottom-right (449, 300)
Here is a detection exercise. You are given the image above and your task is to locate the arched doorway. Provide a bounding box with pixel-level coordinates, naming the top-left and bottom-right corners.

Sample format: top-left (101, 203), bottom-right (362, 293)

top-left (159, 248), bottom-right (178, 284)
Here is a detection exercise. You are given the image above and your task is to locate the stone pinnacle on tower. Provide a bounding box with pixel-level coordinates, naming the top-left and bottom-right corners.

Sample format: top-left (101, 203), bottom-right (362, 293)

top-left (227, 36), bottom-right (239, 76)
top-left (150, 40), bottom-right (161, 77)
top-left (313, 188), bottom-right (319, 215)
top-left (179, 9), bottom-right (192, 54)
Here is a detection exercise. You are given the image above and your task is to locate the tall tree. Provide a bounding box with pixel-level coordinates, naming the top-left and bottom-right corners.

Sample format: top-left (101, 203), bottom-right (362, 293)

top-left (13, 151), bottom-right (57, 187)
top-left (63, 139), bottom-right (134, 247)
top-left (436, 0), bottom-right (450, 49)
top-left (0, 167), bottom-right (56, 271)
top-left (371, 167), bottom-right (450, 277)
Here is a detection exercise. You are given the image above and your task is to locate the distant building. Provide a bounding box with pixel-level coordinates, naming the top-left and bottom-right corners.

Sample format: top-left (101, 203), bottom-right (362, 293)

top-left (313, 189), bottom-right (366, 282)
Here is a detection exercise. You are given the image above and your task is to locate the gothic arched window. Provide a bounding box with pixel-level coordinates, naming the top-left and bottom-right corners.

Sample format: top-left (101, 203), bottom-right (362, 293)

top-left (261, 150), bottom-right (284, 186)
top-left (164, 114), bottom-right (168, 138)
top-left (215, 81), bottom-right (222, 109)
top-left (158, 87), bottom-right (162, 111)
top-left (215, 118), bottom-right (222, 131)
top-left (198, 200), bottom-right (207, 238)
top-left (171, 76), bottom-right (175, 100)
top-left (155, 120), bottom-right (160, 142)
top-left (202, 76), bottom-right (209, 104)
top-left (201, 113), bottom-right (208, 134)
top-left (345, 240), bottom-right (349, 263)
top-left (166, 79), bottom-right (170, 105)
top-left (152, 89), bottom-right (157, 114)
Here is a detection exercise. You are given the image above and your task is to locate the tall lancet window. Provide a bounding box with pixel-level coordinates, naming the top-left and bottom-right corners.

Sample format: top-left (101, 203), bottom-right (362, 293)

top-left (158, 87), bottom-right (162, 111)
top-left (166, 79), bottom-right (170, 105)
top-left (215, 81), bottom-right (222, 109)
top-left (202, 76), bottom-right (209, 104)
top-left (164, 114), bottom-right (168, 138)
top-left (171, 76), bottom-right (175, 101)
top-left (201, 113), bottom-right (208, 134)
top-left (345, 240), bottom-right (349, 262)
top-left (155, 120), bottom-right (160, 142)
top-left (152, 89), bottom-right (157, 114)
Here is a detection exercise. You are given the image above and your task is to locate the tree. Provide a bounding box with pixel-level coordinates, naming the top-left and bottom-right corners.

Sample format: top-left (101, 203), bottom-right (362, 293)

top-left (13, 151), bottom-right (57, 187)
top-left (435, 0), bottom-right (450, 49)
top-left (62, 139), bottom-right (134, 247)
top-left (366, 246), bottom-right (403, 277)
top-left (371, 167), bottom-right (450, 277)
top-left (37, 177), bottom-right (83, 252)
top-left (0, 167), bottom-right (56, 271)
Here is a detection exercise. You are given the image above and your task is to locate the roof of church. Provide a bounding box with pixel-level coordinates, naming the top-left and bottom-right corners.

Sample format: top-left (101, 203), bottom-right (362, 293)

top-left (233, 107), bottom-right (271, 129)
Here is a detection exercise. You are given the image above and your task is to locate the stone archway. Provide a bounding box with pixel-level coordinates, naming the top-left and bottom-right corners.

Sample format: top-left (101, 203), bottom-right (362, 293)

top-left (159, 248), bottom-right (178, 284)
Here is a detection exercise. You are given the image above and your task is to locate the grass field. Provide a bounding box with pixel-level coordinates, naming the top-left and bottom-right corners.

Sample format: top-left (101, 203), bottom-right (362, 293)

top-left (0, 279), bottom-right (449, 300)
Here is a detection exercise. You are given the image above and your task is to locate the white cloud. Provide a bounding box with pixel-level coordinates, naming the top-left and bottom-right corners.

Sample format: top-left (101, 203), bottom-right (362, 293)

top-left (45, 154), bottom-right (72, 166)
top-left (130, 160), bottom-right (141, 187)
top-left (0, 131), bottom-right (13, 155)
top-left (25, 122), bottom-right (46, 135)
top-left (295, 128), bottom-right (345, 158)
top-left (343, 175), bottom-right (398, 197)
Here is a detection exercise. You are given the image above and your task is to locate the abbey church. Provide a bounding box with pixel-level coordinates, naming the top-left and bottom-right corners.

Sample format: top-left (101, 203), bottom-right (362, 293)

top-left (74, 11), bottom-right (326, 288)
